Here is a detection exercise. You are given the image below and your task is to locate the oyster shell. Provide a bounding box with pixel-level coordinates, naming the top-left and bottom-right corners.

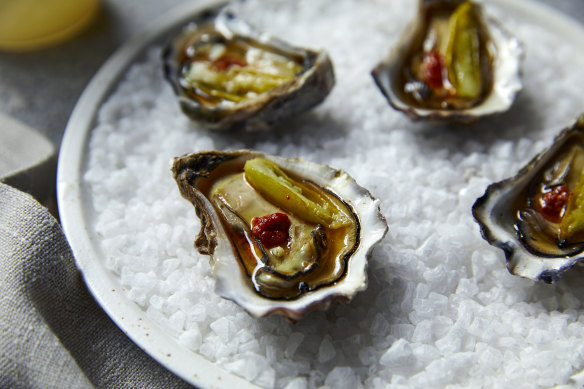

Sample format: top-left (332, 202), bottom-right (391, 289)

top-left (171, 150), bottom-right (387, 320)
top-left (162, 9), bottom-right (335, 131)
top-left (371, 0), bottom-right (523, 123)
top-left (473, 114), bottom-right (584, 283)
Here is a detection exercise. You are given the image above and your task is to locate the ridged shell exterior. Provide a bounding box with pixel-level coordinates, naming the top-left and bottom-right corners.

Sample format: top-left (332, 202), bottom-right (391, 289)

top-left (472, 114), bottom-right (584, 283)
top-left (371, 0), bottom-right (523, 123)
top-left (162, 9), bottom-right (335, 132)
top-left (171, 150), bottom-right (388, 320)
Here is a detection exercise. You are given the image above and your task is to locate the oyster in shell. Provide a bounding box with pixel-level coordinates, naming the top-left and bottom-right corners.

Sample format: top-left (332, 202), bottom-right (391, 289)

top-left (371, 0), bottom-right (523, 123)
top-left (171, 150), bottom-right (387, 320)
top-left (162, 9), bottom-right (335, 131)
top-left (473, 114), bottom-right (584, 283)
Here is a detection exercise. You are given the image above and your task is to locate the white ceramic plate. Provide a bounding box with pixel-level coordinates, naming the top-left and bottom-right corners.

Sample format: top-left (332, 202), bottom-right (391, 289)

top-left (57, 1), bottom-right (584, 387)
top-left (57, 1), bottom-right (257, 388)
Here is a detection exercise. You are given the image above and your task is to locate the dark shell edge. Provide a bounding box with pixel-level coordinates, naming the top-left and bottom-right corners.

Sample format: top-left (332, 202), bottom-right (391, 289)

top-left (471, 114), bottom-right (584, 283)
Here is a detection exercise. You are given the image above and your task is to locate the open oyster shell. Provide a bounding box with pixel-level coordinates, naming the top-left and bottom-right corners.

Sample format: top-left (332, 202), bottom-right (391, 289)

top-left (473, 114), bottom-right (584, 283)
top-left (371, 0), bottom-right (523, 123)
top-left (162, 9), bottom-right (335, 131)
top-left (171, 150), bottom-right (387, 320)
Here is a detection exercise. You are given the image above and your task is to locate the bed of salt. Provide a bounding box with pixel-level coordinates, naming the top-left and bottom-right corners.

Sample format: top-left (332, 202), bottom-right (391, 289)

top-left (83, 0), bottom-right (584, 388)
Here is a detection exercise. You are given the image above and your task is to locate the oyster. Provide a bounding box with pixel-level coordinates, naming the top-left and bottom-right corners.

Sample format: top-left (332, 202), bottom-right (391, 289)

top-left (162, 9), bottom-right (335, 131)
top-left (371, 0), bottom-right (523, 123)
top-left (473, 114), bottom-right (584, 283)
top-left (171, 150), bottom-right (387, 320)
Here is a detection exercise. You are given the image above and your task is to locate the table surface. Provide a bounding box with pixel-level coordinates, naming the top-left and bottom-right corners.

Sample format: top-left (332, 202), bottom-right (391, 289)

top-left (0, 0), bottom-right (582, 150)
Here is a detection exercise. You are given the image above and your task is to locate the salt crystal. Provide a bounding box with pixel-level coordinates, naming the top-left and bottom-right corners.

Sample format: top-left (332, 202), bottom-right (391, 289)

top-left (283, 377), bottom-right (308, 389)
top-left (161, 257), bottom-right (181, 277)
top-left (325, 367), bottom-right (360, 389)
top-left (308, 369), bottom-right (326, 389)
top-left (223, 358), bottom-right (257, 382)
top-left (277, 359), bottom-right (310, 378)
top-left (477, 344), bottom-right (503, 372)
top-left (534, 350), bottom-right (556, 371)
top-left (178, 326), bottom-right (202, 350)
top-left (358, 346), bottom-right (378, 366)
top-left (369, 313), bottom-right (390, 337)
top-left (318, 335), bottom-right (337, 363)
top-left (435, 330), bottom-right (463, 355)
top-left (380, 339), bottom-right (414, 370)
top-left (120, 266), bottom-right (134, 286)
top-left (332, 317), bottom-right (354, 338)
top-left (223, 353), bottom-right (268, 382)
top-left (187, 304), bottom-right (206, 323)
top-left (470, 251), bottom-right (489, 281)
top-left (300, 333), bottom-right (321, 354)
top-left (422, 265), bottom-right (451, 293)
top-left (416, 283), bottom-right (430, 300)
top-left (411, 320), bottom-right (433, 344)
top-left (454, 300), bottom-right (480, 329)
top-left (149, 294), bottom-right (164, 310)
top-left (400, 281), bottom-right (416, 312)
top-left (234, 328), bottom-right (255, 344)
top-left (496, 336), bottom-right (518, 349)
top-left (427, 352), bottom-right (474, 386)
top-left (527, 327), bottom-right (552, 345)
top-left (468, 316), bottom-right (492, 340)
top-left (255, 366), bottom-right (276, 388)
top-left (390, 323), bottom-right (415, 339)
top-left (239, 339), bottom-right (260, 354)
top-left (167, 310), bottom-right (185, 333)
top-left (455, 278), bottom-right (479, 297)
top-left (265, 343), bottom-right (279, 362)
top-left (412, 297), bottom-right (436, 319)
top-left (285, 332), bottom-right (305, 358)
top-left (214, 340), bottom-right (233, 360)
top-left (541, 296), bottom-right (559, 311)
top-left (560, 293), bottom-right (581, 310)
top-left (412, 344), bottom-right (440, 367)
top-left (432, 316), bottom-right (453, 339)
top-left (390, 375), bottom-right (411, 386)
top-left (198, 341), bottom-right (216, 361)
top-left (494, 141), bottom-right (514, 159)
top-left (429, 292), bottom-right (449, 313)
top-left (210, 317), bottom-right (233, 343)
top-left (364, 376), bottom-right (390, 389)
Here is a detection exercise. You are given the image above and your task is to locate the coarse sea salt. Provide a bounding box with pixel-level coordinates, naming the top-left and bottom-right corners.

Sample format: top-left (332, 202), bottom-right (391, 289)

top-left (83, 0), bottom-right (584, 387)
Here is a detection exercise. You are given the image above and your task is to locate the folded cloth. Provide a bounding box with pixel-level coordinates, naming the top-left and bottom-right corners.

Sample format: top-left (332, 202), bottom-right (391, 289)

top-left (0, 114), bottom-right (58, 217)
top-left (0, 183), bottom-right (192, 389)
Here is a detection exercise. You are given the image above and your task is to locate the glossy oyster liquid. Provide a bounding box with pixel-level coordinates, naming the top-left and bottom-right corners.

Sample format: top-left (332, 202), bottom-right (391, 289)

top-left (396, 1), bottom-right (494, 110)
top-left (178, 28), bottom-right (305, 108)
top-left (513, 132), bottom-right (584, 257)
top-left (198, 157), bottom-right (358, 300)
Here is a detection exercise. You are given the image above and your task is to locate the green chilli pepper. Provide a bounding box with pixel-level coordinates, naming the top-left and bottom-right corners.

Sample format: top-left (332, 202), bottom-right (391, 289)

top-left (244, 158), bottom-right (350, 228)
top-left (445, 1), bottom-right (483, 99)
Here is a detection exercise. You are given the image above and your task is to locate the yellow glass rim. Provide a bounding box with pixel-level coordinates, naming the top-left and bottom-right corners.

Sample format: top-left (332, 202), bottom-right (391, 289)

top-left (0, 0), bottom-right (100, 52)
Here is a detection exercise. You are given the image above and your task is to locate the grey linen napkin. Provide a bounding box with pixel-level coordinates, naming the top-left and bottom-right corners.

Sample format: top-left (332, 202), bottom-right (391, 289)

top-left (0, 183), bottom-right (193, 389)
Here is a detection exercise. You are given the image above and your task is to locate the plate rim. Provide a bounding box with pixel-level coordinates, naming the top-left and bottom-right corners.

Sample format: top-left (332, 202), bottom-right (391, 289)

top-left (57, 0), bottom-right (258, 388)
top-left (57, 0), bottom-right (584, 387)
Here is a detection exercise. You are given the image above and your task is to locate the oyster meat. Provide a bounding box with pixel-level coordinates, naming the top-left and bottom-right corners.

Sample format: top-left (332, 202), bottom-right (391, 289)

top-left (473, 114), bottom-right (584, 283)
top-left (371, 0), bottom-right (523, 123)
top-left (171, 150), bottom-right (387, 320)
top-left (163, 9), bottom-right (335, 131)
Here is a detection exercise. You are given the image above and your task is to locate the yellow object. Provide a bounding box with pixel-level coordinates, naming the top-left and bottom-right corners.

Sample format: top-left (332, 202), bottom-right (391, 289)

top-left (445, 1), bottom-right (482, 98)
top-left (560, 169), bottom-right (584, 240)
top-left (244, 158), bottom-right (351, 228)
top-left (0, 0), bottom-right (100, 51)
